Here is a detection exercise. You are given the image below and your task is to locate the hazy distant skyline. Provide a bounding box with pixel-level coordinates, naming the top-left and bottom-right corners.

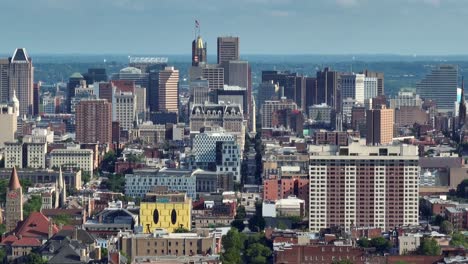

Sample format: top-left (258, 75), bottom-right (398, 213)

top-left (2, 0), bottom-right (468, 55)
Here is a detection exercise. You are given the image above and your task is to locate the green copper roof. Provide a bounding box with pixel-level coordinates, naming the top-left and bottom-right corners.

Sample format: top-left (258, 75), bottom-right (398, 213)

top-left (70, 72), bottom-right (84, 79)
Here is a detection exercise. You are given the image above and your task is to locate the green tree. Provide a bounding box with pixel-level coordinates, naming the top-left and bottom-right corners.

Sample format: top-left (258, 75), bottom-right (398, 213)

top-left (277, 221), bottom-right (288, 230)
top-left (332, 260), bottom-right (354, 264)
top-left (221, 248), bottom-right (241, 264)
top-left (23, 195), bottom-right (42, 218)
top-left (173, 227), bottom-right (190, 233)
top-left (0, 224), bottom-right (6, 234)
top-left (236, 205), bottom-right (246, 219)
top-left (370, 237), bottom-right (392, 253)
top-left (52, 214), bottom-right (72, 226)
top-left (248, 202), bottom-right (266, 232)
top-left (419, 197), bottom-right (432, 218)
top-left (433, 215), bottom-right (445, 226)
top-left (0, 248), bottom-right (6, 263)
top-left (101, 151), bottom-right (117, 173)
top-left (357, 237), bottom-right (371, 248)
top-left (440, 220), bottom-right (454, 234)
top-left (450, 232), bottom-right (468, 247)
top-left (82, 172), bottom-right (91, 184)
top-left (245, 243), bottom-right (272, 264)
top-left (231, 219), bottom-right (245, 232)
top-left (419, 237), bottom-right (441, 256)
top-left (456, 179), bottom-right (468, 199)
top-left (24, 252), bottom-right (47, 264)
top-left (222, 228), bottom-right (245, 251)
top-left (101, 247), bottom-right (108, 259)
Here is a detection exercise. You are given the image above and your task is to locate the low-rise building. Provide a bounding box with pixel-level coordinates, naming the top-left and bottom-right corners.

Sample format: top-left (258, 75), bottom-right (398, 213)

top-left (398, 234), bottom-right (421, 255)
top-left (140, 191), bottom-right (192, 233)
top-left (50, 146), bottom-right (94, 174)
top-left (125, 168), bottom-right (196, 199)
top-left (120, 229), bottom-right (218, 263)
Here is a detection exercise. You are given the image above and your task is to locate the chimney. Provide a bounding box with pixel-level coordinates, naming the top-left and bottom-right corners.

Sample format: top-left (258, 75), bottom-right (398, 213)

top-left (73, 226), bottom-right (78, 240)
top-left (95, 246), bottom-right (101, 260)
top-left (80, 248), bottom-right (87, 262)
top-left (48, 218), bottom-right (54, 239)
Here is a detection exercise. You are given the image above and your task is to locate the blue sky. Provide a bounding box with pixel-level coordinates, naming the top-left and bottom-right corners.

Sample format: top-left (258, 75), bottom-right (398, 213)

top-left (1, 0), bottom-right (468, 55)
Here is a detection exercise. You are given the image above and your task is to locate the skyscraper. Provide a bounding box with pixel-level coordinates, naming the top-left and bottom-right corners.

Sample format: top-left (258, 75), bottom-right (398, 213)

top-left (33, 82), bottom-right (40, 116)
top-left (158, 67), bottom-right (179, 114)
top-left (114, 91), bottom-right (137, 131)
top-left (5, 167), bottom-right (23, 232)
top-left (366, 106), bottom-right (394, 145)
top-left (305, 77), bottom-right (318, 110)
top-left (257, 81), bottom-right (279, 110)
top-left (364, 77), bottom-right (378, 100)
top-left (416, 65), bottom-right (458, 113)
top-left (222, 60), bottom-right (250, 114)
top-left (192, 36), bottom-right (207, 66)
top-left (341, 73), bottom-right (365, 104)
top-left (67, 72), bottom-right (84, 113)
top-left (362, 70), bottom-right (384, 96)
top-left (76, 99), bottom-right (112, 144)
top-left (217, 36), bottom-right (240, 64)
top-left (0, 58), bottom-right (9, 102)
top-left (9, 48), bottom-right (34, 116)
top-left (316, 67), bottom-right (341, 113)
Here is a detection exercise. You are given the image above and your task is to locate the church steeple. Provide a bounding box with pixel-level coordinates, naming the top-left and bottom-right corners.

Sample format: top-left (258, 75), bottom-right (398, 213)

top-left (5, 167), bottom-right (23, 232)
top-left (8, 166), bottom-right (21, 191)
top-left (459, 76), bottom-right (466, 129)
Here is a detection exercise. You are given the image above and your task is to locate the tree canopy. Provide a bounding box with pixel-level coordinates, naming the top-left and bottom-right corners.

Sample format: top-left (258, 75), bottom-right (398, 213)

top-left (419, 237), bottom-right (441, 256)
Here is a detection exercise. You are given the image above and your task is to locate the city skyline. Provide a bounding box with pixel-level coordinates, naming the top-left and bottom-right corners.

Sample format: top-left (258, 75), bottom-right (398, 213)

top-left (2, 0), bottom-right (468, 55)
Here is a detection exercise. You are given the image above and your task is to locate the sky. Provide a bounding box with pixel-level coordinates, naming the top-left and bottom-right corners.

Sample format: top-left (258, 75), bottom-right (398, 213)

top-left (1, 0), bottom-right (468, 55)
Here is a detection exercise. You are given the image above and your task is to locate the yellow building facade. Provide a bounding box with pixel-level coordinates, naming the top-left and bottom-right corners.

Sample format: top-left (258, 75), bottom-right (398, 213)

top-left (140, 198), bottom-right (192, 233)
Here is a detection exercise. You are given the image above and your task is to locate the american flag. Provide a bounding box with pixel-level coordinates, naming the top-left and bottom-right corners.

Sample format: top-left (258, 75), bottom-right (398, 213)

top-left (195, 20), bottom-right (199, 28)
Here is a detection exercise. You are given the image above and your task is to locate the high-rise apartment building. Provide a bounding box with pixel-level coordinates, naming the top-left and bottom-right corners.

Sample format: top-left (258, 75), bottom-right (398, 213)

top-left (341, 74), bottom-right (365, 104)
top-left (217, 36), bottom-right (240, 64)
top-left (416, 65), bottom-right (458, 113)
top-left (114, 91), bottom-right (136, 131)
top-left (158, 67), bottom-right (179, 114)
top-left (366, 106), bottom-right (394, 145)
top-left (76, 99), bottom-right (112, 144)
top-left (308, 142), bottom-right (419, 232)
top-left (9, 48), bottom-right (34, 117)
top-left (261, 99), bottom-right (298, 128)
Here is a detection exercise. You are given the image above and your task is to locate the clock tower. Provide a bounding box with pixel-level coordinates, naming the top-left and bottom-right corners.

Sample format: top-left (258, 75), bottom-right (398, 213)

top-left (5, 167), bottom-right (22, 232)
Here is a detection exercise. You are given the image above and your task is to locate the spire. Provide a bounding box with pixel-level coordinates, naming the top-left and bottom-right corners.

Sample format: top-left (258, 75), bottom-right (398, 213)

top-left (8, 167), bottom-right (21, 191)
top-left (60, 178), bottom-right (66, 208)
top-left (459, 76), bottom-right (466, 129)
top-left (58, 167), bottom-right (63, 190)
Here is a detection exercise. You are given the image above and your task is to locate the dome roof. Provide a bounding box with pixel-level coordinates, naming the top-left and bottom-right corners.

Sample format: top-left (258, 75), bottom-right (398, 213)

top-left (70, 72), bottom-right (84, 79)
top-left (120, 67), bottom-right (142, 74)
